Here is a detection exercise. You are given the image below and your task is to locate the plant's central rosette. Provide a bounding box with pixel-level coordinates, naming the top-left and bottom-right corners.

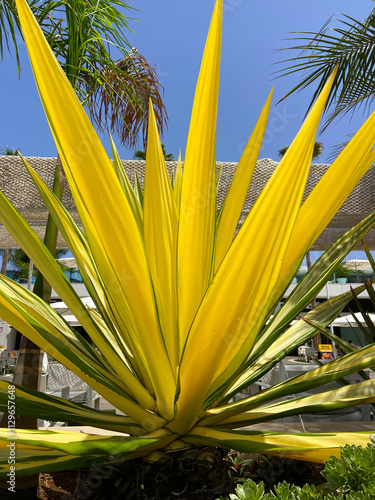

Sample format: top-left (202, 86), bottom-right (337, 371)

top-left (0, 0), bottom-right (375, 475)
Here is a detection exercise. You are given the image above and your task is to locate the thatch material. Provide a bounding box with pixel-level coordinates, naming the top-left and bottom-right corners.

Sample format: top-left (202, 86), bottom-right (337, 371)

top-left (0, 156), bottom-right (374, 250)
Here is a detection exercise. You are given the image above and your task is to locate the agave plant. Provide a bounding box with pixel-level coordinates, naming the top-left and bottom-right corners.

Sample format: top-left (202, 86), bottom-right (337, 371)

top-left (2, 0), bottom-right (375, 475)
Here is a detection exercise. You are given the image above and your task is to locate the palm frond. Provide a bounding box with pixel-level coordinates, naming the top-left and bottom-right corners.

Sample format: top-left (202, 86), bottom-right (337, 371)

top-left (87, 50), bottom-right (168, 149)
top-left (41, 0), bottom-right (168, 148)
top-left (276, 9), bottom-right (375, 129)
top-left (0, 0), bottom-right (21, 73)
top-left (0, 0), bottom-right (167, 147)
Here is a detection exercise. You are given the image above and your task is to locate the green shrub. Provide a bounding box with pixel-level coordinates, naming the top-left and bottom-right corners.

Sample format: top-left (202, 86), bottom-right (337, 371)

top-left (322, 435), bottom-right (375, 497)
top-left (272, 481), bottom-right (324, 499)
top-left (217, 479), bottom-right (267, 500)
top-left (217, 480), bottom-right (324, 499)
top-left (224, 452), bottom-right (322, 490)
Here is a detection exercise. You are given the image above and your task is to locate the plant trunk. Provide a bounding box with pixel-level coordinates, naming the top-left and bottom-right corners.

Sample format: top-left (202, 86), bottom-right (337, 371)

top-left (1, 248), bottom-right (9, 275)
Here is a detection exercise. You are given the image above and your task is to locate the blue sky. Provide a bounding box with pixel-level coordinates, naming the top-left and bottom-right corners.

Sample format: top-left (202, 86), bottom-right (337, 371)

top-left (0, 0), bottom-right (373, 163)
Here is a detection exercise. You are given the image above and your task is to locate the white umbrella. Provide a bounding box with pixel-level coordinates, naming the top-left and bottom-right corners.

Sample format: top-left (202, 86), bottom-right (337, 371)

top-left (330, 313), bottom-right (375, 353)
top-left (61, 315), bottom-right (81, 326)
top-left (342, 259), bottom-right (372, 272)
top-left (330, 313), bottom-right (375, 327)
top-left (56, 257), bottom-right (78, 269)
top-left (51, 297), bottom-right (96, 315)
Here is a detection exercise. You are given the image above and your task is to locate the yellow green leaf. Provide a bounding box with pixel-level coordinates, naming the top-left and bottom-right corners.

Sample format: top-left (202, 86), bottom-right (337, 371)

top-left (177, 0), bottom-right (222, 344)
top-left (144, 100), bottom-right (179, 373)
top-left (0, 380), bottom-right (144, 434)
top-left (110, 135), bottom-right (143, 234)
top-left (184, 427), bottom-right (373, 463)
top-left (173, 150), bottom-right (183, 213)
top-left (213, 378), bottom-right (375, 428)
top-left (205, 342), bottom-right (375, 427)
top-left (0, 428), bottom-right (177, 475)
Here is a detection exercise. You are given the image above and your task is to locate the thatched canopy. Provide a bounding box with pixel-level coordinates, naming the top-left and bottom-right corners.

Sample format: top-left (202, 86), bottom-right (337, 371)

top-left (0, 156), bottom-right (374, 250)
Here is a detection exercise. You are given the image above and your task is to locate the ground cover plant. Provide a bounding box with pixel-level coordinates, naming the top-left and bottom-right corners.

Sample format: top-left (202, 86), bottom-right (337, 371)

top-left (217, 435), bottom-right (375, 499)
top-left (2, 0), bottom-right (375, 477)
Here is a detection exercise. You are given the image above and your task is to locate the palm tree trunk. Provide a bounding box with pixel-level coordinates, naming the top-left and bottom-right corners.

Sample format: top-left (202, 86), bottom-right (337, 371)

top-left (27, 259), bottom-right (33, 290)
top-left (1, 248), bottom-right (9, 275)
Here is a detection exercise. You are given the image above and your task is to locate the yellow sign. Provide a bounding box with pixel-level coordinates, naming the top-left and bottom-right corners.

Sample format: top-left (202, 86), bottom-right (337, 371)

top-left (318, 344), bottom-right (332, 351)
top-left (318, 344), bottom-right (333, 360)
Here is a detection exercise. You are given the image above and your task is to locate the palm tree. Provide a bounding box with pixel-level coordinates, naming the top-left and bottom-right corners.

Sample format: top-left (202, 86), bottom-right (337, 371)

top-left (0, 249), bottom-right (12, 276)
top-left (276, 4), bottom-right (375, 130)
top-left (0, 146), bottom-right (19, 155)
top-left (8, 248), bottom-right (68, 280)
top-left (162, 144), bottom-right (174, 161)
top-left (0, 0), bottom-right (168, 433)
top-left (278, 141), bottom-right (324, 160)
top-left (0, 0), bottom-right (167, 148)
top-left (0, 148), bottom-right (18, 275)
top-left (134, 144), bottom-right (174, 160)
top-left (133, 149), bottom-right (147, 160)
top-left (91, 49), bottom-right (168, 149)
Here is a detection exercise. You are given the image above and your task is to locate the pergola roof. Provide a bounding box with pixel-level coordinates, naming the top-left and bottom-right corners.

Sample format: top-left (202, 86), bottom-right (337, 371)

top-left (1, 156), bottom-right (374, 250)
